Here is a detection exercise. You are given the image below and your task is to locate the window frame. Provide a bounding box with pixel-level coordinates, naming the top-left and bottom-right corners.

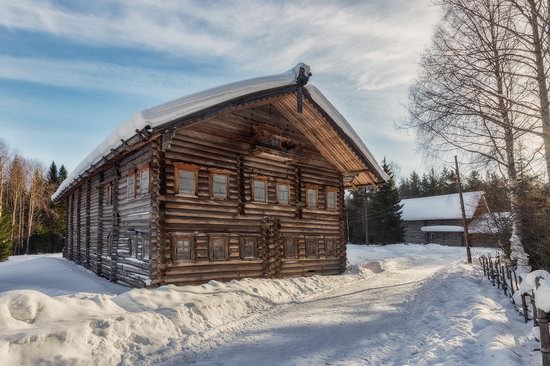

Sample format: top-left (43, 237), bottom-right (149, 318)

top-left (325, 187), bottom-right (338, 210)
top-left (209, 236), bottom-right (228, 261)
top-left (324, 237), bottom-right (336, 257)
top-left (105, 182), bottom-right (113, 206)
top-left (240, 237), bottom-right (258, 260)
top-left (139, 168), bottom-right (150, 196)
top-left (127, 172), bottom-right (136, 200)
top-left (174, 163), bottom-right (199, 197)
top-left (276, 182), bottom-right (290, 205)
top-left (252, 176), bottom-right (268, 203)
top-left (210, 171), bottom-right (230, 199)
top-left (284, 236), bottom-right (298, 259)
top-left (171, 234), bottom-right (195, 262)
top-left (305, 236), bottom-right (318, 258)
top-left (306, 185), bottom-right (318, 209)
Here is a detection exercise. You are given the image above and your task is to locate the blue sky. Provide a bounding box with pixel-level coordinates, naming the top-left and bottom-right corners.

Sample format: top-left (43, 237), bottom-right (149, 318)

top-left (0, 0), bottom-right (440, 177)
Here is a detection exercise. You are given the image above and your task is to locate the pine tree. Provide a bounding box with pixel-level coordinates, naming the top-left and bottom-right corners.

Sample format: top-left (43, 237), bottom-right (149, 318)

top-left (368, 159), bottom-right (405, 244)
top-left (0, 214), bottom-right (12, 261)
top-left (47, 162), bottom-right (58, 184)
top-left (58, 165), bottom-right (68, 183)
top-left (465, 170), bottom-right (483, 191)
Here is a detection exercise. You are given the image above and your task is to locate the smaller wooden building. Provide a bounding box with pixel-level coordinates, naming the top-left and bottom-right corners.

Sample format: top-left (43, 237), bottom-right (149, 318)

top-left (400, 191), bottom-right (492, 246)
top-left (52, 63), bottom-right (387, 287)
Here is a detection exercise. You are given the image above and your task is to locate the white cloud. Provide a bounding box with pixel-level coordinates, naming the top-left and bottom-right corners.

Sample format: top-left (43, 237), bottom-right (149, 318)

top-left (0, 0), bottom-right (440, 175)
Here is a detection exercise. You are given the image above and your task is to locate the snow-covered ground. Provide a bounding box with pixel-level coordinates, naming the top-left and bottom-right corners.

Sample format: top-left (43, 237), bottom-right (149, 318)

top-left (0, 245), bottom-right (539, 365)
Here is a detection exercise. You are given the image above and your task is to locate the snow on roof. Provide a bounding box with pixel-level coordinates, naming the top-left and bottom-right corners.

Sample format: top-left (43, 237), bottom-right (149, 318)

top-left (52, 63), bottom-right (387, 201)
top-left (468, 212), bottom-right (510, 234)
top-left (421, 225), bottom-right (464, 233)
top-left (400, 191), bottom-right (485, 221)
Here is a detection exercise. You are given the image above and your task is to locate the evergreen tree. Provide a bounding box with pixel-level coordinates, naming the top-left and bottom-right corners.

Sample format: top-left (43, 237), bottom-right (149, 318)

top-left (465, 170), bottom-right (483, 191)
top-left (47, 161), bottom-right (58, 184)
top-left (408, 171), bottom-right (421, 197)
top-left (368, 159), bottom-right (405, 244)
top-left (58, 165), bottom-right (68, 183)
top-left (0, 214), bottom-right (12, 262)
top-left (398, 177), bottom-right (411, 198)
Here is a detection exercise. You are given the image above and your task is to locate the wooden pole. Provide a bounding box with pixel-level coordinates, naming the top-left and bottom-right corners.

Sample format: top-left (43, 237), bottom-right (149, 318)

top-left (363, 187), bottom-right (369, 245)
top-left (454, 155), bottom-right (472, 264)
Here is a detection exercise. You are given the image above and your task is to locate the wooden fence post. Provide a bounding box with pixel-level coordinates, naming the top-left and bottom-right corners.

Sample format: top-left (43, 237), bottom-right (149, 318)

top-left (521, 294), bottom-right (530, 323)
top-left (535, 277), bottom-right (550, 366)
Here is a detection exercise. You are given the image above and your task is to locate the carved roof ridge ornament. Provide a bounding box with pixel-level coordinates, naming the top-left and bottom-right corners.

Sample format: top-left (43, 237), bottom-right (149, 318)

top-left (295, 66), bottom-right (312, 114)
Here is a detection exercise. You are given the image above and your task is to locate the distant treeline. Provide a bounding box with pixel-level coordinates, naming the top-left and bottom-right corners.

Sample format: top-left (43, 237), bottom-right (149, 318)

top-left (0, 139), bottom-right (67, 261)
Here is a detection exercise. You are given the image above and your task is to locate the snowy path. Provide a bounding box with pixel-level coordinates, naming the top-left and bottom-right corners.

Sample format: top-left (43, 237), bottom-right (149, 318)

top-left (166, 249), bottom-right (535, 366)
top-left (174, 268), bottom-right (428, 365)
top-left (0, 245), bottom-right (538, 365)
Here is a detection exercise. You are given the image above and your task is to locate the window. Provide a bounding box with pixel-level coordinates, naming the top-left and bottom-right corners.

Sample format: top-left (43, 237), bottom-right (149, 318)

top-left (140, 169), bottom-right (149, 195)
top-left (173, 236), bottom-right (194, 261)
top-left (325, 238), bottom-right (336, 257)
top-left (326, 189), bottom-right (337, 210)
top-left (127, 174), bottom-right (135, 199)
top-left (284, 237), bottom-right (297, 259)
top-left (241, 237), bottom-right (257, 260)
top-left (142, 236), bottom-right (150, 260)
top-left (212, 174), bottom-right (228, 199)
top-left (105, 183), bottom-right (113, 205)
top-left (277, 183), bottom-right (289, 205)
top-left (307, 188), bottom-right (317, 209)
top-left (107, 231), bottom-right (113, 257)
top-left (253, 179), bottom-right (267, 203)
top-left (128, 236), bottom-right (137, 257)
top-left (210, 237), bottom-right (227, 260)
top-left (306, 237), bottom-right (318, 257)
top-left (178, 170), bottom-right (196, 195)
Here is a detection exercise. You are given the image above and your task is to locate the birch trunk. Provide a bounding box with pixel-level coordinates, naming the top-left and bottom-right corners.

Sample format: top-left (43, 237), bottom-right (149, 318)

top-left (527, 0), bottom-right (550, 181)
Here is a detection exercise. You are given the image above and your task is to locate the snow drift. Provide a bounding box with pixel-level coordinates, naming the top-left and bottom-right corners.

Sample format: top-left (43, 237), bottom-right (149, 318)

top-left (0, 264), bottom-right (373, 365)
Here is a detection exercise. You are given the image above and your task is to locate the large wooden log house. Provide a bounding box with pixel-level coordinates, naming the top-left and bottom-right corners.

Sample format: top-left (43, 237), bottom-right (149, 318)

top-left (52, 63), bottom-right (388, 287)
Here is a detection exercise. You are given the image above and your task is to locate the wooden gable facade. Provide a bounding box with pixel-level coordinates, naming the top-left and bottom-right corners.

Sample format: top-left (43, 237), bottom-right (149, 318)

top-left (57, 65), bottom-right (386, 287)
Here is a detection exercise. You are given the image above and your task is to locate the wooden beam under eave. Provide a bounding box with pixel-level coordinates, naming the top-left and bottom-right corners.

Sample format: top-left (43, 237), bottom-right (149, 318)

top-left (272, 95), bottom-right (372, 180)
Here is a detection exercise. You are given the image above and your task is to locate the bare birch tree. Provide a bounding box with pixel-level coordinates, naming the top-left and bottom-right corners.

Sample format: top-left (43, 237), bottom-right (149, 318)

top-left (404, 0), bottom-right (534, 271)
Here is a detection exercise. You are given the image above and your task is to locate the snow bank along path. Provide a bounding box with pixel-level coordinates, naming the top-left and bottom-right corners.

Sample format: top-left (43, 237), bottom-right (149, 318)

top-left (0, 244), bottom-right (537, 365)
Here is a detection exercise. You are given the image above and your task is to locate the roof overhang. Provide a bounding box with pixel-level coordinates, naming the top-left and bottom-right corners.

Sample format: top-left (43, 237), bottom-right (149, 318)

top-left (52, 63), bottom-right (387, 202)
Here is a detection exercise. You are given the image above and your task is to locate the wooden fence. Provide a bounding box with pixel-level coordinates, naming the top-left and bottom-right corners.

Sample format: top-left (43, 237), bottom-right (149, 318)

top-left (479, 253), bottom-right (550, 366)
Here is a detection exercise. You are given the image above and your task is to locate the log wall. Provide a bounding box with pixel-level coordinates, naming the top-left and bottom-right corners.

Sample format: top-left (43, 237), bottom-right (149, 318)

top-left (160, 103), bottom-right (346, 285)
top-left (63, 100), bottom-right (349, 288)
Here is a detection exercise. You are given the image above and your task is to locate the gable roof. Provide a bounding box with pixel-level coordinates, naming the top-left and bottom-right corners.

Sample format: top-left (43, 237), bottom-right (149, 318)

top-left (400, 191), bottom-right (485, 221)
top-left (52, 63), bottom-right (388, 202)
